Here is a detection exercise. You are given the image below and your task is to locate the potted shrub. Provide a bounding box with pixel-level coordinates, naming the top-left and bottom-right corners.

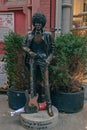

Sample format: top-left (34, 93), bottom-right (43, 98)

top-left (50, 33), bottom-right (87, 113)
top-left (4, 31), bottom-right (29, 110)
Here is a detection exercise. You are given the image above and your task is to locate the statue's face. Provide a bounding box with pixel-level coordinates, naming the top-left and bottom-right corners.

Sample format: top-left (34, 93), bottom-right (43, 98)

top-left (34, 23), bottom-right (42, 42)
top-left (35, 23), bottom-right (42, 31)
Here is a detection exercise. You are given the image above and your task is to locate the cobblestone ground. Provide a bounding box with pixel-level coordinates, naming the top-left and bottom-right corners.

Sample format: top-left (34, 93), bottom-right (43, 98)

top-left (0, 94), bottom-right (87, 130)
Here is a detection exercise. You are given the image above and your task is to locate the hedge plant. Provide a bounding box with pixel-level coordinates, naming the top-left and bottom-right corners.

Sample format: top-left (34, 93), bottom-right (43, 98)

top-left (4, 31), bottom-right (29, 90)
top-left (49, 33), bottom-right (87, 92)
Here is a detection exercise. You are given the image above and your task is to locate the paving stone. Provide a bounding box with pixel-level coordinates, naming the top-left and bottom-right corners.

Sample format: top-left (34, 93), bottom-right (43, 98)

top-left (0, 92), bottom-right (87, 130)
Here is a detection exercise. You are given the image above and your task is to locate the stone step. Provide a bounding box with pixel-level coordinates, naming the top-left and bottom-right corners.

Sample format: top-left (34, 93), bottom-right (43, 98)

top-left (20, 106), bottom-right (58, 130)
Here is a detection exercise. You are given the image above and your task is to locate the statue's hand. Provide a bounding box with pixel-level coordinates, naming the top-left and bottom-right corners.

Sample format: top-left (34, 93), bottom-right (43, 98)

top-left (29, 51), bottom-right (36, 58)
top-left (45, 59), bottom-right (50, 66)
top-left (23, 47), bottom-right (31, 54)
top-left (46, 54), bottom-right (53, 65)
top-left (23, 47), bottom-right (36, 58)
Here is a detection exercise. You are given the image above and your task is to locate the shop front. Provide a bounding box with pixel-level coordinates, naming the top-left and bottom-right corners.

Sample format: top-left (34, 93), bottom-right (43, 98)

top-left (72, 0), bottom-right (87, 35)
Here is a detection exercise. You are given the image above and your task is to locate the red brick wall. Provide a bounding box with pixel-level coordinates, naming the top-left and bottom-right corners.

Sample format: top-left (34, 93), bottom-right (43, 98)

top-left (32, 0), bottom-right (55, 33)
top-left (14, 11), bottom-right (26, 35)
top-left (38, 0), bottom-right (51, 31)
top-left (0, 0), bottom-right (55, 34)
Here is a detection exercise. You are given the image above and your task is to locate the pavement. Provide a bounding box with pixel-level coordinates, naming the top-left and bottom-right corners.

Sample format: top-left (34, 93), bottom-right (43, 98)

top-left (0, 94), bottom-right (87, 130)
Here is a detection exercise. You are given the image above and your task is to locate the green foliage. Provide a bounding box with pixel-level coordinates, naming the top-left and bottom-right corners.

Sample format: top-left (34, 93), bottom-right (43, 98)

top-left (4, 31), bottom-right (29, 90)
top-left (49, 33), bottom-right (87, 92)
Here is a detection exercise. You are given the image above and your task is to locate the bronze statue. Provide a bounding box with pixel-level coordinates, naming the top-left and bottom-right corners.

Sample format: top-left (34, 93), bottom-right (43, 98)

top-left (23, 13), bottom-right (54, 117)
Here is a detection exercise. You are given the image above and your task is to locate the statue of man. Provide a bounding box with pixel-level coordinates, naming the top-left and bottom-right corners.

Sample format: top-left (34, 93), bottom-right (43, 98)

top-left (23, 13), bottom-right (54, 117)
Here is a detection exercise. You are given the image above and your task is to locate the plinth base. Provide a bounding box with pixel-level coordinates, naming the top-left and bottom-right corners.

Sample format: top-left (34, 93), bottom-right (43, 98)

top-left (20, 106), bottom-right (58, 130)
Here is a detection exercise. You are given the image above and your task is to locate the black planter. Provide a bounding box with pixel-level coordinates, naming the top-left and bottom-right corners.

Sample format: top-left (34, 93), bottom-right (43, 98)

top-left (51, 88), bottom-right (84, 113)
top-left (8, 87), bottom-right (26, 110)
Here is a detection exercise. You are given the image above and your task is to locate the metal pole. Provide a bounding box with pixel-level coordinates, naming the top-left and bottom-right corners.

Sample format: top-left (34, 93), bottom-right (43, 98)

top-left (62, 0), bottom-right (73, 34)
top-left (55, 0), bottom-right (62, 37)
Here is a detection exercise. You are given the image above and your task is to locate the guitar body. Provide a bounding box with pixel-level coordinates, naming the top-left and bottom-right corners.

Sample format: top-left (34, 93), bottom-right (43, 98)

top-left (24, 104), bottom-right (38, 114)
top-left (24, 90), bottom-right (39, 113)
top-left (29, 94), bottom-right (39, 111)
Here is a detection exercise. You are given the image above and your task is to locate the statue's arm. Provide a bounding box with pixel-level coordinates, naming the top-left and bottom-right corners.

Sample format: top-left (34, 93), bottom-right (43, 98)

top-left (22, 33), bottom-right (31, 53)
top-left (46, 32), bottom-right (54, 64)
top-left (22, 32), bottom-right (36, 58)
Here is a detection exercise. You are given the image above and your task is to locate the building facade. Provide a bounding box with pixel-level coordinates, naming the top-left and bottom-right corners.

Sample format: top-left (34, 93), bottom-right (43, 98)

top-left (0, 0), bottom-right (55, 40)
top-left (0, 0), bottom-right (87, 41)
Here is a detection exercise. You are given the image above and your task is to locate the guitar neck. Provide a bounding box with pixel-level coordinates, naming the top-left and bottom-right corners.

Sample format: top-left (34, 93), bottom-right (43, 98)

top-left (30, 58), bottom-right (35, 98)
top-left (30, 87), bottom-right (34, 98)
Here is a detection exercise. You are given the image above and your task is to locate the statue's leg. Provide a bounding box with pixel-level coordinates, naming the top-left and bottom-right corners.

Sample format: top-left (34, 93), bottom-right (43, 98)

top-left (41, 66), bottom-right (54, 117)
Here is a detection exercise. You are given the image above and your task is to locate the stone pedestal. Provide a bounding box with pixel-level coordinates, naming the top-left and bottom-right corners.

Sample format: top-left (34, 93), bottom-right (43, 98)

top-left (82, 83), bottom-right (87, 100)
top-left (20, 106), bottom-right (58, 130)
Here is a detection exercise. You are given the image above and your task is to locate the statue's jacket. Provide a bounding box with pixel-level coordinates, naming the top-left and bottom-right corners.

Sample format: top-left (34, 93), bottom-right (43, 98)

top-left (23, 30), bottom-right (54, 64)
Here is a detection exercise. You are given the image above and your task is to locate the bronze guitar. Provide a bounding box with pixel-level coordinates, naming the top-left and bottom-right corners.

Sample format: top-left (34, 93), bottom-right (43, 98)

top-left (24, 57), bottom-right (39, 113)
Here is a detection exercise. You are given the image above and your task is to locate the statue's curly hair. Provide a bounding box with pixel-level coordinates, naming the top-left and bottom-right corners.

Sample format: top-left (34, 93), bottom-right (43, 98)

top-left (32, 13), bottom-right (46, 27)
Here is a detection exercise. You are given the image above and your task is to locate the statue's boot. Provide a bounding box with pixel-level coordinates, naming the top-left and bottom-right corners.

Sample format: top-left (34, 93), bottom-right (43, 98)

top-left (47, 104), bottom-right (54, 117)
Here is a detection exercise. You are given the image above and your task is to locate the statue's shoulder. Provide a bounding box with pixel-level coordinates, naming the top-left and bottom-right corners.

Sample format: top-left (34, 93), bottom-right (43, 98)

top-left (43, 31), bottom-right (53, 44)
top-left (27, 31), bottom-right (32, 36)
top-left (43, 31), bottom-right (52, 36)
top-left (26, 31), bottom-right (33, 40)
top-left (27, 31), bottom-right (32, 34)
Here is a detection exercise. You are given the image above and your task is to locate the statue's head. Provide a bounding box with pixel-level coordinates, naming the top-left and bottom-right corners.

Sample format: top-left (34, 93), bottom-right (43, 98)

top-left (32, 13), bottom-right (46, 31)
